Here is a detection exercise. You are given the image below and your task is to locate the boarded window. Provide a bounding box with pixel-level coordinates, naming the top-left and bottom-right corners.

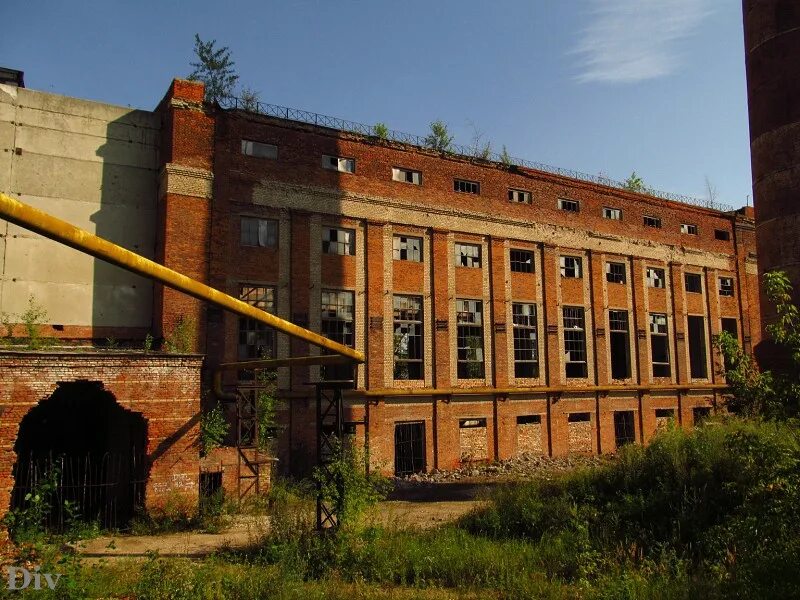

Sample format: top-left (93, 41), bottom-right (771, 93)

top-left (516, 415), bottom-right (543, 455)
top-left (567, 413), bottom-right (592, 453)
top-left (459, 418), bottom-right (488, 462)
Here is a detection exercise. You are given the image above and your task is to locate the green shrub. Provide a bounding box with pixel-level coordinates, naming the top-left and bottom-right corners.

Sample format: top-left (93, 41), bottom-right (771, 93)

top-left (164, 316), bottom-right (195, 353)
top-left (199, 400), bottom-right (229, 456)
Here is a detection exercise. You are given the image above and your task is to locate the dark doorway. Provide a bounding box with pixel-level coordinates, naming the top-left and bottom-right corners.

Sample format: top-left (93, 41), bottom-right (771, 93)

top-left (613, 411), bottom-right (636, 448)
top-left (12, 381), bottom-right (148, 530)
top-left (394, 422), bottom-right (426, 476)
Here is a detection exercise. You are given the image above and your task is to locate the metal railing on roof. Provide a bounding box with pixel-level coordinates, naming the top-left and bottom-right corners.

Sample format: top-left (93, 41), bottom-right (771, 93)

top-left (220, 96), bottom-right (736, 213)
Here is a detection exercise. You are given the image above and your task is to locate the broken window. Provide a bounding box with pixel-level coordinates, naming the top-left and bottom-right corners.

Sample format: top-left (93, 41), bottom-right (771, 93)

top-left (687, 315), bottom-right (708, 379)
top-left (392, 167), bottom-right (422, 185)
top-left (643, 215), bottom-right (662, 228)
top-left (456, 299), bottom-right (484, 379)
top-left (321, 289), bottom-right (355, 380)
top-left (719, 277), bottom-right (734, 297)
top-left (508, 188), bottom-right (531, 203)
top-left (560, 255), bottom-right (583, 278)
top-left (238, 285), bottom-right (276, 361)
top-left (240, 217), bottom-right (277, 248)
top-left (558, 198), bottom-right (580, 212)
top-left (455, 243), bottom-right (481, 268)
top-left (609, 310), bottom-right (631, 379)
top-left (512, 303), bottom-right (539, 378)
top-left (680, 223), bottom-right (698, 235)
top-left (649, 313), bottom-right (671, 377)
top-left (393, 235), bottom-right (422, 262)
top-left (454, 179), bottom-right (480, 194)
top-left (322, 227), bottom-right (355, 256)
top-left (685, 273), bottom-right (702, 293)
top-left (606, 262), bottom-right (626, 284)
top-left (563, 306), bottom-right (588, 378)
top-left (393, 295), bottom-right (423, 380)
top-left (510, 249), bottom-right (534, 273)
top-left (715, 229), bottom-right (731, 241)
top-left (322, 154), bottom-right (355, 173)
top-left (646, 267), bottom-right (665, 289)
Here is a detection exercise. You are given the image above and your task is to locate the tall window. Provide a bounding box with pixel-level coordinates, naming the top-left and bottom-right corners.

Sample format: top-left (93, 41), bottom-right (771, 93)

top-left (563, 306), bottom-right (588, 378)
top-left (650, 313), bottom-right (671, 377)
top-left (238, 285), bottom-right (276, 360)
top-left (609, 310), bottom-right (631, 379)
top-left (512, 303), bottom-right (539, 378)
top-left (393, 295), bottom-right (423, 380)
top-left (240, 217), bottom-right (277, 248)
top-left (456, 299), bottom-right (484, 379)
top-left (393, 236), bottom-right (422, 262)
top-left (510, 249), bottom-right (534, 273)
top-left (321, 290), bottom-right (355, 380)
top-left (455, 243), bottom-right (481, 268)
top-left (687, 315), bottom-right (708, 379)
top-left (560, 256), bottom-right (582, 278)
top-left (322, 227), bottom-right (355, 256)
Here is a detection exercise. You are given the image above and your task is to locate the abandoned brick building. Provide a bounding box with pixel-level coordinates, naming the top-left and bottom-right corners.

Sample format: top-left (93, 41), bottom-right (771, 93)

top-left (0, 74), bottom-right (760, 520)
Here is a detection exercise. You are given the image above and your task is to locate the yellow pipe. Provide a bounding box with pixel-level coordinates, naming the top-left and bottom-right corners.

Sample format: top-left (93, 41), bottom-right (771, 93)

top-left (0, 193), bottom-right (364, 363)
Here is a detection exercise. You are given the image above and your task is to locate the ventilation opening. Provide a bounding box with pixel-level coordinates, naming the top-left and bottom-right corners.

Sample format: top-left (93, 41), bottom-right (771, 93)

top-left (11, 381), bottom-right (148, 531)
top-left (394, 422), bottom-right (426, 476)
top-left (613, 411), bottom-right (636, 448)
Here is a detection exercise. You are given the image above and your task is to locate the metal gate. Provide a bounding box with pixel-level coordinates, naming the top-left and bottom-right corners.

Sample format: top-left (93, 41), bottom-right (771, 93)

top-left (394, 422), bottom-right (426, 476)
top-left (11, 451), bottom-right (147, 531)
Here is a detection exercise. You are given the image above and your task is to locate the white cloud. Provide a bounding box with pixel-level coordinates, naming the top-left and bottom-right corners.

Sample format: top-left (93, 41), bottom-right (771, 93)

top-left (572, 0), bottom-right (713, 84)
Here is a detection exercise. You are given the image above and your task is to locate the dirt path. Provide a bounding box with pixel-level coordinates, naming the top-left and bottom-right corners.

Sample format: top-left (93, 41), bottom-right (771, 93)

top-left (77, 492), bottom-right (485, 561)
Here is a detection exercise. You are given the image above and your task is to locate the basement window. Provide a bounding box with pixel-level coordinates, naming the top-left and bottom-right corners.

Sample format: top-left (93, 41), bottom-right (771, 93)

top-left (392, 167), bottom-right (422, 185)
top-left (558, 198), bottom-right (580, 212)
top-left (510, 249), bottom-right (534, 273)
top-left (455, 243), bottom-right (481, 268)
top-left (560, 256), bottom-right (583, 278)
top-left (687, 315), bottom-right (708, 379)
top-left (606, 262), bottom-right (626, 284)
top-left (643, 215), bottom-right (662, 228)
top-left (517, 415), bottom-right (541, 425)
top-left (603, 207), bottom-right (622, 220)
top-left (685, 273), bottom-right (702, 293)
top-left (454, 179), bottom-right (480, 194)
top-left (508, 188), bottom-right (532, 204)
top-left (646, 267), bottom-right (665, 289)
top-left (719, 277), bottom-right (734, 297)
top-left (649, 313), bottom-right (671, 377)
top-left (715, 229), bottom-right (731, 241)
top-left (241, 139), bottom-right (277, 159)
top-left (680, 223), bottom-right (698, 235)
top-left (568, 413), bottom-right (590, 423)
top-left (322, 154), bottom-right (355, 173)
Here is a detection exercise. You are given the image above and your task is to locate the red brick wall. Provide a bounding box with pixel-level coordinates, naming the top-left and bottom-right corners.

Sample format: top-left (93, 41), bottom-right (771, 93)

top-left (0, 351), bottom-right (203, 517)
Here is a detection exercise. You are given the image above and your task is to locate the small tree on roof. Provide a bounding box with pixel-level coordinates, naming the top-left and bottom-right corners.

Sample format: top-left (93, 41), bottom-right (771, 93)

top-left (188, 34), bottom-right (239, 104)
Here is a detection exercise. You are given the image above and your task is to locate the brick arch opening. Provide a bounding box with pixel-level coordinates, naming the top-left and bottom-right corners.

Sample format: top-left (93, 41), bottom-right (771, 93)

top-left (11, 380), bottom-right (148, 530)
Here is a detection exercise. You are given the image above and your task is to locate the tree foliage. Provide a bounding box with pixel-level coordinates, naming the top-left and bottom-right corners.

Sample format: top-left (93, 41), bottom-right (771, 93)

top-left (188, 34), bottom-right (239, 104)
top-left (715, 270), bottom-right (800, 419)
top-left (623, 171), bottom-right (645, 193)
top-left (424, 120), bottom-right (454, 152)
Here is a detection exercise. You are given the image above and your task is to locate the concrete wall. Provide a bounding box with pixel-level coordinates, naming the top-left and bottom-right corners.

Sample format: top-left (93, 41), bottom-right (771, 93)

top-left (0, 84), bottom-right (160, 339)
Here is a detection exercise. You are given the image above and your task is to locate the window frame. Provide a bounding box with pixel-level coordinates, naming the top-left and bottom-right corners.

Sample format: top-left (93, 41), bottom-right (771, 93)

top-left (508, 188), bottom-right (532, 204)
top-left (685, 272), bottom-right (703, 294)
top-left (456, 299), bottom-right (485, 379)
top-left (322, 154), bottom-right (356, 174)
top-left (714, 229), bottom-right (731, 241)
top-left (643, 215), bottom-right (662, 228)
top-left (558, 198), bottom-right (580, 213)
top-left (393, 235), bottom-right (422, 262)
top-left (680, 223), bottom-right (698, 235)
top-left (455, 242), bottom-right (482, 268)
top-left (510, 249), bottom-right (534, 273)
top-left (240, 216), bottom-right (278, 248)
top-left (606, 262), bottom-right (626, 284)
top-left (649, 313), bottom-right (671, 377)
top-left (512, 303), bottom-right (539, 379)
top-left (603, 207), bottom-right (622, 220)
top-left (321, 289), bottom-right (355, 380)
top-left (563, 306), bottom-right (588, 378)
top-left (241, 139), bottom-right (277, 159)
top-left (238, 284), bottom-right (276, 362)
top-left (322, 226), bottom-right (356, 256)
top-left (393, 295), bottom-right (424, 381)
top-left (719, 277), bottom-right (734, 297)
top-left (560, 255), bottom-right (583, 278)
top-left (392, 167), bottom-right (422, 185)
top-left (454, 179), bottom-right (480, 195)
top-left (646, 267), bottom-right (666, 289)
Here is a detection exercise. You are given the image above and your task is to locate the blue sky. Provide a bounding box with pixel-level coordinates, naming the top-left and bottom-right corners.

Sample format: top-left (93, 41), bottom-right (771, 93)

top-left (2, 0), bottom-right (751, 207)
